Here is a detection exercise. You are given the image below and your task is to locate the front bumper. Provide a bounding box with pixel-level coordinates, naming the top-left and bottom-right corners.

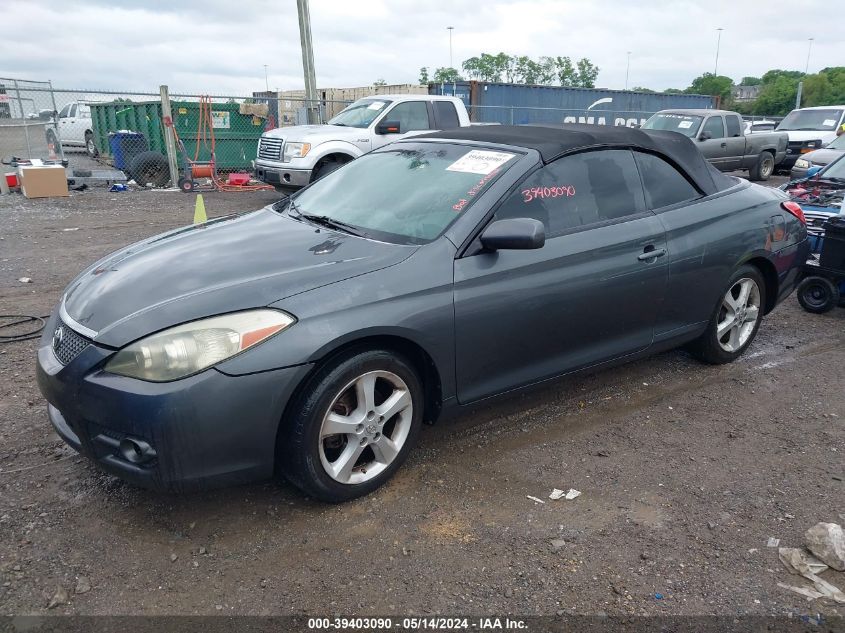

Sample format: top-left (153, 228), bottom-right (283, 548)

top-left (36, 314), bottom-right (313, 492)
top-left (790, 166), bottom-right (809, 180)
top-left (254, 161), bottom-right (312, 188)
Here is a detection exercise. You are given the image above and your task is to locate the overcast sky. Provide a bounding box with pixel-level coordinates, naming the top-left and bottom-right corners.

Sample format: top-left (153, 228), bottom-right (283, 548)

top-left (1, 0), bottom-right (838, 96)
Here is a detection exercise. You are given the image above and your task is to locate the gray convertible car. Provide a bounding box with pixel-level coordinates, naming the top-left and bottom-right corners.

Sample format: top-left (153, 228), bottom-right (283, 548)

top-left (36, 125), bottom-right (808, 502)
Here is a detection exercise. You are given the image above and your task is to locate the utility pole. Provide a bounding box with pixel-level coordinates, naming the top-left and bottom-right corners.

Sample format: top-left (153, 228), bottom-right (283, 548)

top-left (714, 27), bottom-right (723, 76)
top-left (297, 0), bottom-right (318, 124)
top-left (263, 64), bottom-right (269, 92)
top-left (804, 38), bottom-right (814, 74)
top-left (447, 26), bottom-right (454, 69)
top-left (625, 51), bottom-right (631, 90)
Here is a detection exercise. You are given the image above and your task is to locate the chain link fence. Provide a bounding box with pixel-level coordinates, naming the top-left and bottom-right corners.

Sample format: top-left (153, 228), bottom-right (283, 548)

top-left (1, 80), bottom-right (788, 194)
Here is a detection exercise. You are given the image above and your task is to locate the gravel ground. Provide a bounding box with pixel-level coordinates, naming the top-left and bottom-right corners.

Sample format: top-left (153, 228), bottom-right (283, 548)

top-left (0, 177), bottom-right (843, 619)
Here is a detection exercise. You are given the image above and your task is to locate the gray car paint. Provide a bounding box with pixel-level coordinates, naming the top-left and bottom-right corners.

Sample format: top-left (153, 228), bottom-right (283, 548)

top-left (59, 141), bottom-right (806, 415)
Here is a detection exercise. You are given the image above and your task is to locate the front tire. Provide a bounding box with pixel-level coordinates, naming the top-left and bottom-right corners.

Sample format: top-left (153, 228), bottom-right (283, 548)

top-left (280, 349), bottom-right (423, 503)
top-left (749, 152), bottom-right (774, 181)
top-left (797, 276), bottom-right (840, 314)
top-left (690, 265), bottom-right (766, 364)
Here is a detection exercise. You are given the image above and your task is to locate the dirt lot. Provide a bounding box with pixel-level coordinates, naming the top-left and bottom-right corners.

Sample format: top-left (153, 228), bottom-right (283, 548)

top-left (0, 180), bottom-right (843, 619)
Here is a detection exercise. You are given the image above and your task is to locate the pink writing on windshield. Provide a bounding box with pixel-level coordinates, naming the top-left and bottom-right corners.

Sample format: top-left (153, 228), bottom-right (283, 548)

top-left (522, 185), bottom-right (576, 203)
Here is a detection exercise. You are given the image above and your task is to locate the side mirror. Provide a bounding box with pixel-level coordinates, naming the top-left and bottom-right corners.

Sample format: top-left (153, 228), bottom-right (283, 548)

top-left (480, 218), bottom-right (545, 251)
top-left (806, 165), bottom-right (822, 178)
top-left (699, 131), bottom-right (712, 141)
top-left (375, 120), bottom-right (401, 135)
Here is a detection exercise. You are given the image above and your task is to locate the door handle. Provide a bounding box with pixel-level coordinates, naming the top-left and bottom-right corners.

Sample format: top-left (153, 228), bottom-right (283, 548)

top-left (638, 247), bottom-right (667, 261)
top-left (720, 142), bottom-right (727, 147)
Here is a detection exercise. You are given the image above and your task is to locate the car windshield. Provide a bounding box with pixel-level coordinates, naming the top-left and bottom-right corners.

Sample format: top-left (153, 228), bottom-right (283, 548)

top-left (819, 154), bottom-right (845, 180)
top-left (826, 134), bottom-right (845, 150)
top-left (286, 142), bottom-right (521, 244)
top-left (327, 98), bottom-right (392, 128)
top-left (777, 109), bottom-right (843, 131)
top-left (641, 113), bottom-right (703, 138)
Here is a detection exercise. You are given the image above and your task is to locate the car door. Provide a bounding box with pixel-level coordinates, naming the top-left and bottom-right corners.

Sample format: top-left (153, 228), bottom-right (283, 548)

top-left (64, 103), bottom-right (83, 144)
top-left (723, 114), bottom-right (746, 170)
top-left (697, 115), bottom-right (728, 167)
top-left (453, 149), bottom-right (668, 404)
top-left (372, 101), bottom-right (432, 150)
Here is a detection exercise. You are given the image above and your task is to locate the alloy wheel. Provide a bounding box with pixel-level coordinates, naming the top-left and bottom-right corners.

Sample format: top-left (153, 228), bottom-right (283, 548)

top-left (318, 370), bottom-right (413, 485)
top-left (716, 278), bottom-right (761, 352)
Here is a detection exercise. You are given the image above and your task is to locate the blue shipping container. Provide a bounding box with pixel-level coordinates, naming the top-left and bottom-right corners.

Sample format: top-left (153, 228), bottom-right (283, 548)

top-left (430, 82), bottom-right (716, 126)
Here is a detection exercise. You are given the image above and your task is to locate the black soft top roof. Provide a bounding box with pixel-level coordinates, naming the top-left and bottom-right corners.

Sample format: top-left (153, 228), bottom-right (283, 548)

top-left (419, 124), bottom-right (735, 196)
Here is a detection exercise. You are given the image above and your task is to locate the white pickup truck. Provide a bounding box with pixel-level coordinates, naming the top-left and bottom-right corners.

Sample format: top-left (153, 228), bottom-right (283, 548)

top-left (254, 94), bottom-right (471, 188)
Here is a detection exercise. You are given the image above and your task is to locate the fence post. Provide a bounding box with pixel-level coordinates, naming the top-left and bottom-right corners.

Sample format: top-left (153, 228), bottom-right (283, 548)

top-left (159, 85), bottom-right (180, 188)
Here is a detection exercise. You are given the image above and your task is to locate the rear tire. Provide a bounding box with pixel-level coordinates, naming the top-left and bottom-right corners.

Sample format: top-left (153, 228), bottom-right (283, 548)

top-left (279, 349), bottom-right (423, 503)
top-left (128, 151), bottom-right (170, 187)
top-left (749, 152), bottom-right (774, 181)
top-left (796, 276), bottom-right (840, 314)
top-left (689, 265), bottom-right (766, 364)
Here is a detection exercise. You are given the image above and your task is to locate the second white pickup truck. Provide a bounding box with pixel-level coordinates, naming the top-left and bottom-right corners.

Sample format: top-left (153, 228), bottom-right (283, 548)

top-left (254, 94), bottom-right (471, 188)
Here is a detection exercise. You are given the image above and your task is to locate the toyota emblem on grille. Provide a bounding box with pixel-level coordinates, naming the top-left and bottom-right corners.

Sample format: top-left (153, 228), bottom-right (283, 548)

top-left (53, 325), bottom-right (65, 349)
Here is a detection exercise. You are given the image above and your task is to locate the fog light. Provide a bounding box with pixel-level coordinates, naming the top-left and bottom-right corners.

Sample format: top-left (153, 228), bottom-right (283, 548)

top-left (119, 438), bottom-right (155, 464)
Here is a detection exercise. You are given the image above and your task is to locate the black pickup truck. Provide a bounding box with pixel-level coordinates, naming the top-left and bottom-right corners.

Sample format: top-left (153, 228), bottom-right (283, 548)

top-left (641, 109), bottom-right (788, 181)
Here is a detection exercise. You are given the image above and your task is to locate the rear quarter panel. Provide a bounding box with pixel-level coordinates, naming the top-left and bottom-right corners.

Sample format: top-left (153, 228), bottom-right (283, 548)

top-left (654, 179), bottom-right (805, 340)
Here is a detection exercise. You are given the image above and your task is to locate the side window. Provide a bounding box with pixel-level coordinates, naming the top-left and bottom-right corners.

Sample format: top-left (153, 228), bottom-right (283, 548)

top-left (434, 101), bottom-right (460, 130)
top-left (726, 115), bottom-right (741, 137)
top-left (494, 149), bottom-right (645, 238)
top-left (386, 101), bottom-right (431, 132)
top-left (68, 104), bottom-right (77, 117)
top-left (702, 116), bottom-right (725, 139)
top-left (634, 152), bottom-right (701, 210)
top-left (58, 104), bottom-right (71, 118)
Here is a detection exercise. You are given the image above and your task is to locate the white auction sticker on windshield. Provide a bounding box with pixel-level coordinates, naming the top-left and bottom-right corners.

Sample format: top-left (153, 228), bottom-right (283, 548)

top-left (678, 120), bottom-right (694, 129)
top-left (367, 101), bottom-right (385, 110)
top-left (823, 119), bottom-right (836, 126)
top-left (447, 150), bottom-right (515, 175)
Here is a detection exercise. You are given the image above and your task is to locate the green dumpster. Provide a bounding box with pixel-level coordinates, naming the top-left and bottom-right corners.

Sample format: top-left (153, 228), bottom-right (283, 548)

top-left (89, 100), bottom-right (265, 171)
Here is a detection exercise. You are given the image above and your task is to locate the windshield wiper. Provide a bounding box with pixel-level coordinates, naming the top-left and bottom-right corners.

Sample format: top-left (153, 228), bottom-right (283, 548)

top-left (300, 213), bottom-right (369, 237)
top-left (330, 122), bottom-right (347, 126)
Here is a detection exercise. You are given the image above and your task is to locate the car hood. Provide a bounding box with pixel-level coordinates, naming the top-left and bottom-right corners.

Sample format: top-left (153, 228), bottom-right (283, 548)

top-left (63, 207), bottom-right (415, 347)
top-left (262, 124), bottom-right (367, 145)
top-left (801, 147), bottom-right (844, 166)
top-left (782, 130), bottom-right (838, 144)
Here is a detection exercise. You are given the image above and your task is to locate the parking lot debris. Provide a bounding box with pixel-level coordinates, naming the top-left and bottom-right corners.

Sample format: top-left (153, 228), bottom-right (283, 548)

top-left (779, 547), bottom-right (829, 576)
top-left (169, 553), bottom-right (178, 562)
top-left (47, 585), bottom-right (69, 609)
top-left (194, 194), bottom-right (207, 224)
top-left (767, 537), bottom-right (780, 548)
top-left (565, 489), bottom-right (582, 500)
top-left (805, 522), bottom-right (845, 571)
top-left (526, 495), bottom-right (546, 504)
top-left (550, 539), bottom-right (566, 551)
top-left (777, 582), bottom-right (824, 600)
top-left (18, 277), bottom-right (32, 284)
top-left (74, 576), bottom-right (91, 594)
top-left (108, 184), bottom-right (127, 192)
top-left (549, 489), bottom-right (565, 500)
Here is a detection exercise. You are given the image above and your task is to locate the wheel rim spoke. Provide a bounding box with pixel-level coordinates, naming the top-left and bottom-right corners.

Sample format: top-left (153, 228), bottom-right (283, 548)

top-left (375, 389), bottom-right (411, 422)
top-left (321, 412), bottom-right (359, 438)
top-left (370, 437), bottom-right (399, 465)
top-left (329, 442), bottom-right (366, 483)
top-left (717, 315), bottom-right (736, 338)
top-left (354, 374), bottom-right (377, 415)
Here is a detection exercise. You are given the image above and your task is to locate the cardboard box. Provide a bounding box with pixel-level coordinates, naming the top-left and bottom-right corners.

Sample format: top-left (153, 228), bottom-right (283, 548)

top-left (18, 164), bottom-right (69, 199)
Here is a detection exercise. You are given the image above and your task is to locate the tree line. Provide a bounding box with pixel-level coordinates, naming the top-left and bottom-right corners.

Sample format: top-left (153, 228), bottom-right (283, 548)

top-left (418, 52), bottom-right (599, 88)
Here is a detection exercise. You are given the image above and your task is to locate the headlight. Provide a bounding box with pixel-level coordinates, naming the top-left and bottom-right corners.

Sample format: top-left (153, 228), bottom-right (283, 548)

top-left (283, 142), bottom-right (311, 161)
top-left (795, 158), bottom-right (810, 169)
top-left (105, 310), bottom-right (295, 382)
